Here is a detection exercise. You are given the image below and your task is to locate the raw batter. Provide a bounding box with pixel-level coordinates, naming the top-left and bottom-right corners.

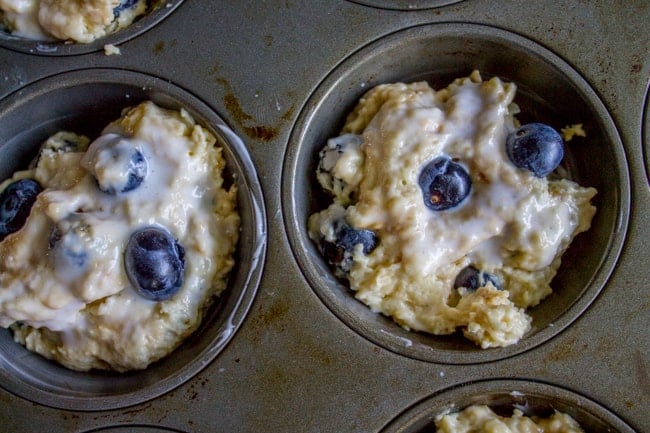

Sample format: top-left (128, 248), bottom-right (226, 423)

top-left (435, 405), bottom-right (585, 433)
top-left (0, 101), bottom-right (240, 371)
top-left (309, 71), bottom-right (597, 348)
top-left (0, 0), bottom-right (149, 42)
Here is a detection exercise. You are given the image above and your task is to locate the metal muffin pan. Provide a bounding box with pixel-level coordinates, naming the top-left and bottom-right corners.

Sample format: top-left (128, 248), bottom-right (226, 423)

top-left (0, 1), bottom-right (647, 432)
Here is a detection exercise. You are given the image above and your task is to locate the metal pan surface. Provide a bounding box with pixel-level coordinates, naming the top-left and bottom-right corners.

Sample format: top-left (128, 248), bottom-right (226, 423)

top-left (0, 1), bottom-right (647, 432)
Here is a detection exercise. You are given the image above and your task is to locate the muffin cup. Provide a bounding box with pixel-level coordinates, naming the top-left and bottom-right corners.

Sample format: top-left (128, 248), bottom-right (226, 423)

top-left (643, 84), bottom-right (649, 185)
top-left (346, 0), bottom-right (464, 10)
top-left (0, 68), bottom-right (266, 410)
top-left (380, 379), bottom-right (636, 433)
top-left (81, 426), bottom-right (187, 433)
top-left (0, 0), bottom-right (184, 56)
top-left (283, 22), bottom-right (629, 364)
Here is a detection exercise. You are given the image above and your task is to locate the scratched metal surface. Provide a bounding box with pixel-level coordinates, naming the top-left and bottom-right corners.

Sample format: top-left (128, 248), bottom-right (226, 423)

top-left (0, 1), bottom-right (647, 432)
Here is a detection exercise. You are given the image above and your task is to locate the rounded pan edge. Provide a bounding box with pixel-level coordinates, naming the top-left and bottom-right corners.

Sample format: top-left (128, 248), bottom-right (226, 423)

top-left (0, 0), bottom-right (184, 56)
top-left (642, 82), bottom-right (650, 186)
top-left (0, 68), bottom-right (267, 411)
top-left (282, 22), bottom-right (630, 364)
top-left (346, 0), bottom-right (464, 11)
top-left (81, 426), bottom-right (188, 433)
top-left (380, 379), bottom-right (637, 433)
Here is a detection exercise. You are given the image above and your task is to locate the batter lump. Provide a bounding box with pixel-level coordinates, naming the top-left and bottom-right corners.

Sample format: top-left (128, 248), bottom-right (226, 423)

top-left (309, 71), bottom-right (597, 348)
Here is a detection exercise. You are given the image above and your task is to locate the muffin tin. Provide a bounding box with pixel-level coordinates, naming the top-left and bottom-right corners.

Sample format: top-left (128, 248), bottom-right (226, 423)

top-left (0, 1), bottom-right (647, 432)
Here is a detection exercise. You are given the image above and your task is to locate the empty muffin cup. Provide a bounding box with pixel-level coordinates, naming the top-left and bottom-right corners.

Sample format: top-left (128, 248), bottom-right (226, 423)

top-left (0, 68), bottom-right (266, 410)
top-left (380, 379), bottom-right (636, 433)
top-left (283, 22), bottom-right (629, 364)
top-left (0, 0), bottom-right (183, 56)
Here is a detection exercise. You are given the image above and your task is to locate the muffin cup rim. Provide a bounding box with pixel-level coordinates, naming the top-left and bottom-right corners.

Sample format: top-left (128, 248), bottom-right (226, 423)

top-left (345, 0), bottom-right (465, 11)
top-left (0, 67), bottom-right (268, 411)
top-left (281, 21), bottom-right (630, 364)
top-left (0, 0), bottom-right (185, 56)
top-left (379, 378), bottom-right (637, 433)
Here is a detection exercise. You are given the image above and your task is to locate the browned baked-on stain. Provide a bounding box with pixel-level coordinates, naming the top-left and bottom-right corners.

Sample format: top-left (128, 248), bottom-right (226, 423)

top-left (59, 412), bottom-right (80, 421)
top-left (246, 125), bottom-right (278, 141)
top-left (215, 77), bottom-right (294, 142)
top-left (153, 39), bottom-right (177, 55)
top-left (634, 349), bottom-right (650, 397)
top-left (545, 335), bottom-right (585, 363)
top-left (249, 299), bottom-right (290, 339)
top-left (218, 79), bottom-right (275, 140)
top-left (153, 41), bottom-right (165, 55)
top-left (629, 53), bottom-right (643, 74)
top-left (280, 104), bottom-right (295, 122)
top-left (244, 297), bottom-right (292, 347)
top-left (121, 402), bottom-right (152, 417)
top-left (270, 363), bottom-right (290, 386)
top-left (222, 91), bottom-right (253, 122)
top-left (0, 390), bottom-right (13, 405)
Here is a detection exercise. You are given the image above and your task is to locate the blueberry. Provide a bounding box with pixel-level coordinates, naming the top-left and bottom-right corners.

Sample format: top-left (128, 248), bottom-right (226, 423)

top-left (125, 226), bottom-right (185, 302)
top-left (43, 132), bottom-right (89, 154)
top-left (0, 179), bottom-right (42, 241)
top-left (49, 226), bottom-right (89, 279)
top-left (418, 156), bottom-right (471, 211)
top-left (118, 149), bottom-right (147, 193)
top-left (60, 138), bottom-right (82, 152)
top-left (316, 134), bottom-right (363, 204)
top-left (30, 132), bottom-right (90, 169)
top-left (113, 0), bottom-right (139, 17)
top-left (453, 266), bottom-right (501, 292)
top-left (320, 219), bottom-right (378, 274)
top-left (506, 123), bottom-right (564, 177)
top-left (85, 135), bottom-right (148, 195)
top-left (317, 135), bottom-right (361, 183)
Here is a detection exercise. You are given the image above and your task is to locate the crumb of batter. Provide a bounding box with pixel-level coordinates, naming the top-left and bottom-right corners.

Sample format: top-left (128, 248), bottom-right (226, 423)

top-left (104, 43), bottom-right (121, 55)
top-left (561, 123), bottom-right (586, 142)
